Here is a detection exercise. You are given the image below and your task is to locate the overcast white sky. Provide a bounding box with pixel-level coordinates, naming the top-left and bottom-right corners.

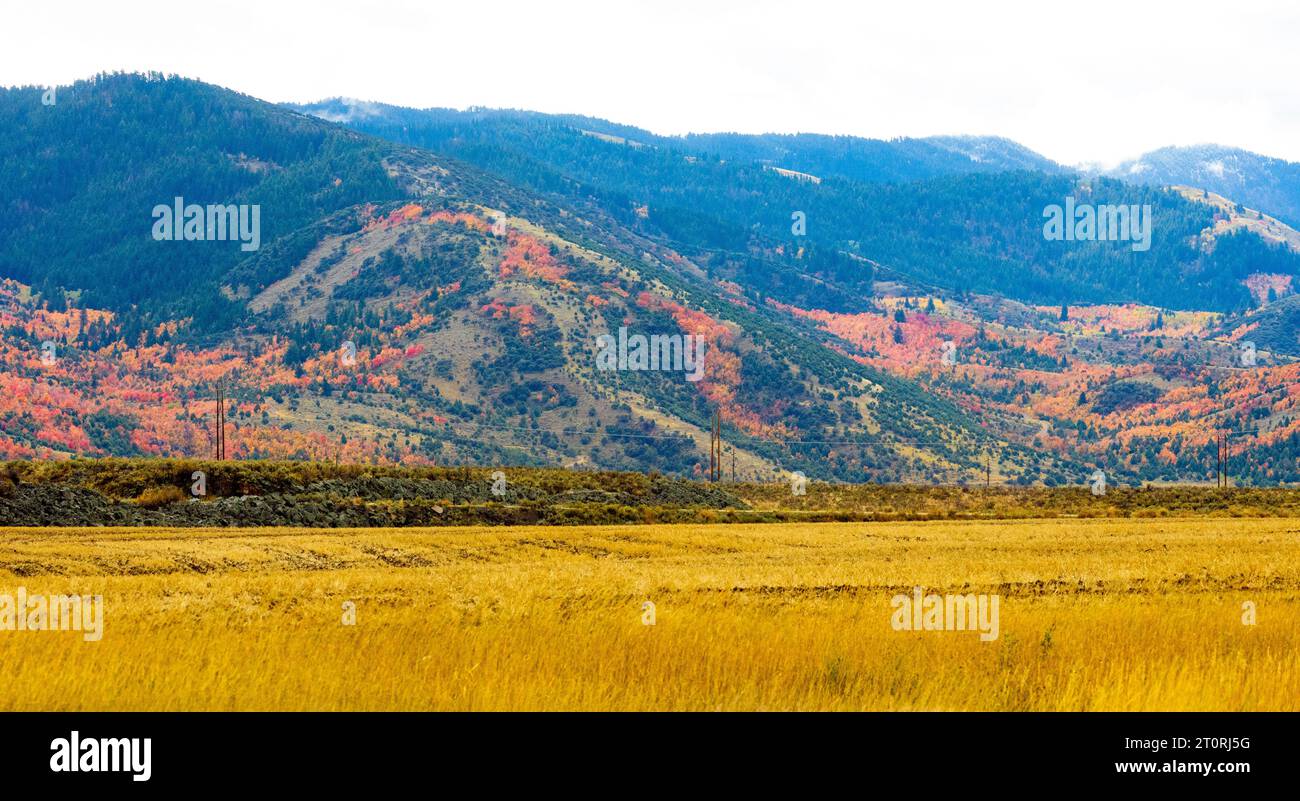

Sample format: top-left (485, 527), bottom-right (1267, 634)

top-left (4, 0), bottom-right (1299, 166)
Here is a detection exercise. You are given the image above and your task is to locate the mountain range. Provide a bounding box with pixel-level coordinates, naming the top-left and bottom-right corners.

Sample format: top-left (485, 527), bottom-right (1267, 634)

top-left (1, 73), bottom-right (1297, 485)
top-left (1095, 144), bottom-right (1300, 229)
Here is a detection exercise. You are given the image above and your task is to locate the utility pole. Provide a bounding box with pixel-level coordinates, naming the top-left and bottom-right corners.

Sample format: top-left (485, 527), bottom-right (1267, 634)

top-left (730, 447), bottom-right (735, 484)
top-left (1218, 429), bottom-right (1257, 488)
top-left (215, 383), bottom-right (226, 461)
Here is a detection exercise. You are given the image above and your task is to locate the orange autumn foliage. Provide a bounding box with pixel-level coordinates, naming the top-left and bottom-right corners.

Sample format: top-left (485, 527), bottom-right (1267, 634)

top-left (498, 231), bottom-right (575, 290)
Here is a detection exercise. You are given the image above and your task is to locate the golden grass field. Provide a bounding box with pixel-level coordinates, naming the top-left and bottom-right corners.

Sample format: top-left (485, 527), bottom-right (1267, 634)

top-left (0, 517), bottom-right (1296, 711)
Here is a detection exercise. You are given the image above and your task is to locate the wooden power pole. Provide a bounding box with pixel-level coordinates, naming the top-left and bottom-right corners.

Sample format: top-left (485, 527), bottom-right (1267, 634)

top-left (215, 384), bottom-right (226, 461)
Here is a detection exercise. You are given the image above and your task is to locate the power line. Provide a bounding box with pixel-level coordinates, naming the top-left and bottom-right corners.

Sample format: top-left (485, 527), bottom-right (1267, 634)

top-left (430, 417), bottom-right (991, 448)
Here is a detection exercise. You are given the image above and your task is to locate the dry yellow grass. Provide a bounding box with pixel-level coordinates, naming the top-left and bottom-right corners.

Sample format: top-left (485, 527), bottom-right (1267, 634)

top-left (0, 518), bottom-right (1296, 711)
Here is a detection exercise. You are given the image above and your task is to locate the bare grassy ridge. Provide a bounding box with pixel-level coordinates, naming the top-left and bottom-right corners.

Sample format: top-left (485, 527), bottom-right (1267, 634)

top-left (0, 518), bottom-right (1296, 711)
